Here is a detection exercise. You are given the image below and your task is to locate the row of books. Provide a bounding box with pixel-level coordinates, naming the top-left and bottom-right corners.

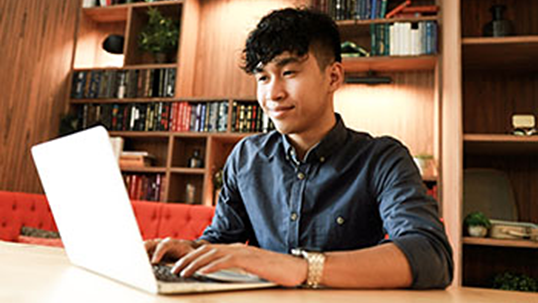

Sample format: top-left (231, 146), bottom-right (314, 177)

top-left (370, 21), bottom-right (437, 56)
top-left (231, 102), bottom-right (275, 133)
top-left (77, 101), bottom-right (228, 133)
top-left (313, 0), bottom-right (439, 21)
top-left (71, 68), bottom-right (176, 99)
top-left (76, 101), bottom-right (277, 134)
top-left (123, 173), bottom-right (165, 202)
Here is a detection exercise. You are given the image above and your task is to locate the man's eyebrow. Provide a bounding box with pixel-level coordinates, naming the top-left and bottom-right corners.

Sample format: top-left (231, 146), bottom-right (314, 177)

top-left (253, 56), bottom-right (305, 73)
top-left (273, 56), bottom-right (302, 68)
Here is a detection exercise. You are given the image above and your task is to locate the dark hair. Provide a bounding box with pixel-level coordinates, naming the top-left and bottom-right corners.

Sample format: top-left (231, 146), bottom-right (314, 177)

top-left (242, 7), bottom-right (341, 74)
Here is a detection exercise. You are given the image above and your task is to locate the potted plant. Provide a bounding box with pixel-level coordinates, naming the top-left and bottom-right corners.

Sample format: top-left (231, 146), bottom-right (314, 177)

top-left (138, 7), bottom-right (180, 63)
top-left (464, 211), bottom-right (492, 237)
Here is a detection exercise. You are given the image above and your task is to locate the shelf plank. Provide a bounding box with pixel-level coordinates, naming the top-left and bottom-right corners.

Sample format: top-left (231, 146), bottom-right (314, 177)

top-left (109, 131), bottom-right (171, 138)
top-left (70, 97), bottom-right (176, 104)
top-left (464, 134), bottom-right (538, 155)
top-left (120, 166), bottom-right (166, 173)
top-left (70, 97), bottom-right (250, 105)
top-left (73, 64), bottom-right (177, 71)
top-left (169, 168), bottom-right (206, 174)
top-left (343, 55), bottom-right (437, 73)
top-left (463, 237), bottom-right (538, 249)
top-left (83, 0), bottom-right (184, 23)
top-left (83, 6), bottom-right (128, 23)
top-left (462, 36), bottom-right (538, 71)
top-left (337, 16), bottom-right (438, 27)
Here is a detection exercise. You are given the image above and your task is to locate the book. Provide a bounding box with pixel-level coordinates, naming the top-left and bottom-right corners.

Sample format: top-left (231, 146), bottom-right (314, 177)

top-left (386, 0), bottom-right (411, 18)
top-left (401, 5), bottom-right (439, 14)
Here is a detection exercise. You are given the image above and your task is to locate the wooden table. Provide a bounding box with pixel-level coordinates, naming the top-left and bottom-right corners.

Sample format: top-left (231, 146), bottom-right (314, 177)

top-left (1, 241), bottom-right (536, 303)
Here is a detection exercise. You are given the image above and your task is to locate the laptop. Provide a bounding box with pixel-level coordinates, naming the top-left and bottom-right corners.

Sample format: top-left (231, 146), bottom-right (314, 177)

top-left (31, 126), bottom-right (275, 294)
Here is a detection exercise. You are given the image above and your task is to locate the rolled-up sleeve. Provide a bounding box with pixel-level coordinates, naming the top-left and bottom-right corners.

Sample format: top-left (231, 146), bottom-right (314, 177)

top-left (198, 142), bottom-right (253, 244)
top-left (373, 138), bottom-right (454, 289)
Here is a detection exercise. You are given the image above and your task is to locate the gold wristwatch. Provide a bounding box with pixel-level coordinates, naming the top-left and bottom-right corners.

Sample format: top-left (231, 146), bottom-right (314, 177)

top-left (291, 248), bottom-right (326, 288)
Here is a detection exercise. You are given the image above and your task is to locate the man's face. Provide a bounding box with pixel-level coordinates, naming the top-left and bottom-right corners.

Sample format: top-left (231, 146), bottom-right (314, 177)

top-left (254, 51), bottom-right (337, 136)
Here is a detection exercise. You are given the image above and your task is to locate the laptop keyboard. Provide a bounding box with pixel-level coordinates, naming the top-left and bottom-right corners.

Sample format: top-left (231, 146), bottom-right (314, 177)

top-left (152, 264), bottom-right (214, 283)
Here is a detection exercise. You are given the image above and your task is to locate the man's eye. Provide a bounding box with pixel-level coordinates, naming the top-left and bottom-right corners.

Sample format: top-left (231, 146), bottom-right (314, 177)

top-left (257, 76), bottom-right (268, 82)
top-left (283, 70), bottom-right (295, 76)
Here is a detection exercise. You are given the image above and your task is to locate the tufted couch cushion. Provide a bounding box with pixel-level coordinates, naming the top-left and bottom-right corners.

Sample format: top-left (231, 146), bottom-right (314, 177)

top-left (0, 191), bottom-right (215, 246)
top-left (0, 191), bottom-right (58, 242)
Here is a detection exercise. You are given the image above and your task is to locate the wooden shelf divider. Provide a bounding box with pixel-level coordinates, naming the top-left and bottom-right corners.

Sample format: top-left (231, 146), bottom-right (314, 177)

top-left (464, 134), bottom-right (538, 154)
top-left (169, 168), bottom-right (206, 175)
top-left (462, 36), bottom-right (538, 71)
top-left (463, 237), bottom-right (538, 249)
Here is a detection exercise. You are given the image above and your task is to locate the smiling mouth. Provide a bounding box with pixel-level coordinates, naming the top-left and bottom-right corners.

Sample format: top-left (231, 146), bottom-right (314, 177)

top-left (270, 106), bottom-right (294, 118)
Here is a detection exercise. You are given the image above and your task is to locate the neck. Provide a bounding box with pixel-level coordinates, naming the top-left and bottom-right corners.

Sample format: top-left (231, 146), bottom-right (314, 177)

top-left (288, 113), bottom-right (336, 161)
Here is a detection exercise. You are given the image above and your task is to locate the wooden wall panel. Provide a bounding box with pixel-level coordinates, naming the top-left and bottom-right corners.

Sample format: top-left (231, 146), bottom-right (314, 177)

top-left (0, 0), bottom-right (79, 193)
top-left (192, 0), bottom-right (309, 98)
top-left (334, 71), bottom-right (435, 157)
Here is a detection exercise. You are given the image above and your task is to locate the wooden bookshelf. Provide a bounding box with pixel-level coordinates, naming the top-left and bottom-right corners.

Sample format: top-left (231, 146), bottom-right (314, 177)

top-left (84, 0), bottom-right (185, 23)
top-left (463, 237), bottom-right (538, 249)
top-left (343, 55), bottom-right (437, 73)
top-left (464, 134), bottom-right (538, 154)
top-left (462, 36), bottom-right (538, 71)
top-left (458, 0), bottom-right (538, 290)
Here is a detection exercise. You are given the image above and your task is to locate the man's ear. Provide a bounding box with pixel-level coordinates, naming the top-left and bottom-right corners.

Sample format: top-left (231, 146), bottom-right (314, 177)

top-left (327, 61), bottom-right (344, 93)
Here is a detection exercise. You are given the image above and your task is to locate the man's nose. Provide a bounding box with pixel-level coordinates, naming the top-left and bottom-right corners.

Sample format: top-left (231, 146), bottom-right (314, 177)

top-left (268, 78), bottom-right (286, 102)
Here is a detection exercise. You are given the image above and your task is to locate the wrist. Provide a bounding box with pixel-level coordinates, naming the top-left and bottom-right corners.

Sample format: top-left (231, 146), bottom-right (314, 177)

top-left (291, 248), bottom-right (326, 288)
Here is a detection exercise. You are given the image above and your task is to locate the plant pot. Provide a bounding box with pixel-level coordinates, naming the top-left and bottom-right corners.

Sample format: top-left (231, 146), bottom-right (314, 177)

top-left (154, 53), bottom-right (168, 64)
top-left (468, 225), bottom-right (488, 238)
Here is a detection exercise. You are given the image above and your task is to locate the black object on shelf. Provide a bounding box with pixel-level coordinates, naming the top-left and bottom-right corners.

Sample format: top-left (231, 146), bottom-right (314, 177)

top-left (187, 149), bottom-right (203, 168)
top-left (482, 5), bottom-right (513, 37)
top-left (345, 71), bottom-right (392, 85)
top-left (102, 35), bottom-right (125, 54)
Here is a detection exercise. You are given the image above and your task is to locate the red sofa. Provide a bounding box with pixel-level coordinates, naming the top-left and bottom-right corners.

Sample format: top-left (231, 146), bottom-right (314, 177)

top-left (0, 190), bottom-right (215, 247)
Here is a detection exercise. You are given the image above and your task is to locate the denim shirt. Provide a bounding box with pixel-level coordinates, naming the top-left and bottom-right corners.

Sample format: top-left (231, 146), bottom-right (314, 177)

top-left (199, 115), bottom-right (453, 289)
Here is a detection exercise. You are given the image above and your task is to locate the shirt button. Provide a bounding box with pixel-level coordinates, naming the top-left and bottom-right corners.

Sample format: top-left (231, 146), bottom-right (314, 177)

top-left (290, 212), bottom-right (298, 221)
top-left (319, 157), bottom-right (325, 163)
top-left (297, 172), bottom-right (305, 180)
top-left (336, 216), bottom-right (345, 225)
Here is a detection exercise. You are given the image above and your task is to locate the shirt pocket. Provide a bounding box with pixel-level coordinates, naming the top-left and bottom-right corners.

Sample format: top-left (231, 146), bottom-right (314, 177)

top-left (310, 207), bottom-right (384, 251)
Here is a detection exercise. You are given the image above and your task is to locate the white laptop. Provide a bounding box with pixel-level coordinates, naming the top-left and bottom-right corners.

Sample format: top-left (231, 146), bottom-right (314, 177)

top-left (31, 126), bottom-right (275, 294)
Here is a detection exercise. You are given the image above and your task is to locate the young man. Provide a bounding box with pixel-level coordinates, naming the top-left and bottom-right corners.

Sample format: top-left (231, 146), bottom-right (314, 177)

top-left (146, 8), bottom-right (453, 289)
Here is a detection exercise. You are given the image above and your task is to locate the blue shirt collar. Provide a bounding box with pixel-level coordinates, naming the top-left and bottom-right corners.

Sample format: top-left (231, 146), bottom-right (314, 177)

top-left (281, 113), bottom-right (348, 164)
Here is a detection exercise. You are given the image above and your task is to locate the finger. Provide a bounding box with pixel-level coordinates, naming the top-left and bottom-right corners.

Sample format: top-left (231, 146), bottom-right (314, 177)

top-left (151, 237), bottom-right (173, 264)
top-left (171, 245), bottom-right (216, 275)
top-left (144, 239), bottom-right (160, 257)
top-left (179, 248), bottom-right (225, 277)
top-left (197, 254), bottom-right (234, 275)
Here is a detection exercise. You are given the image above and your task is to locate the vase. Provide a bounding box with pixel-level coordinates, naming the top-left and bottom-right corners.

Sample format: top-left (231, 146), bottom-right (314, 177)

top-left (468, 225), bottom-right (488, 238)
top-left (154, 53), bottom-right (168, 64)
top-left (483, 5), bottom-right (513, 37)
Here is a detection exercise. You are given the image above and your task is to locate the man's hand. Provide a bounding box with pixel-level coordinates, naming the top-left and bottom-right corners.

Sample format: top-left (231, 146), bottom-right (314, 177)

top-left (144, 237), bottom-right (201, 264)
top-left (170, 243), bottom-right (308, 287)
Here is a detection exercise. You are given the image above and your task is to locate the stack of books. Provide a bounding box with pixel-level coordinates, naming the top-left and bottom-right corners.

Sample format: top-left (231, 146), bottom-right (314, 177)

top-left (119, 151), bottom-right (155, 168)
top-left (371, 21), bottom-right (438, 56)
